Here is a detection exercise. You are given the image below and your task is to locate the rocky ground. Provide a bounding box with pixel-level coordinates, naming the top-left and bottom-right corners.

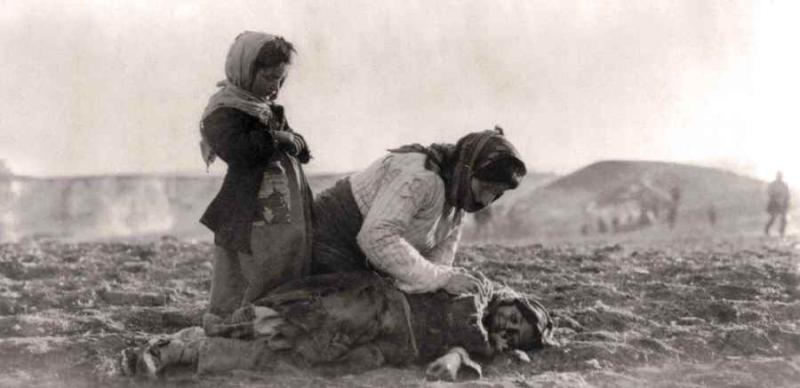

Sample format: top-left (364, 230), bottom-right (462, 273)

top-left (1, 233), bottom-right (799, 387)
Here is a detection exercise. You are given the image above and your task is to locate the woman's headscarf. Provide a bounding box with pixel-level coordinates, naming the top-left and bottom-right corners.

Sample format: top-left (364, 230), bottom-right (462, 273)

top-left (389, 126), bottom-right (527, 212)
top-left (199, 31), bottom-right (281, 168)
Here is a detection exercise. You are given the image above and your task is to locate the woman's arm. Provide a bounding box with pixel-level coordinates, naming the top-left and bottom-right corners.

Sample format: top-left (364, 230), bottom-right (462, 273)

top-left (426, 218), bottom-right (463, 266)
top-left (356, 172), bottom-right (455, 293)
top-left (425, 347), bottom-right (482, 381)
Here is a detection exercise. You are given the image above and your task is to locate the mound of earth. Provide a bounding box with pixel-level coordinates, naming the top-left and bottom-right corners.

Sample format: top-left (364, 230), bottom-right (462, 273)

top-left (1, 234), bottom-right (799, 387)
top-left (503, 160), bottom-right (780, 240)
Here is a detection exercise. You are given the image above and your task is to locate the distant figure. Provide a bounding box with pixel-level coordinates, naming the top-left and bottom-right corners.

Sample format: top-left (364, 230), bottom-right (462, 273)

top-left (0, 176), bottom-right (12, 241)
top-left (611, 216), bottom-right (620, 233)
top-left (666, 186), bottom-right (681, 229)
top-left (597, 218), bottom-right (608, 234)
top-left (638, 208), bottom-right (651, 227)
top-left (707, 204), bottom-right (717, 228)
top-left (765, 171), bottom-right (790, 237)
top-left (580, 224), bottom-right (589, 236)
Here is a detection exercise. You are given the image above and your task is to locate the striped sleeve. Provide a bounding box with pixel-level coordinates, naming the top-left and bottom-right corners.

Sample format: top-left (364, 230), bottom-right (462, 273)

top-left (356, 171), bottom-right (454, 293)
top-left (426, 218), bottom-right (463, 266)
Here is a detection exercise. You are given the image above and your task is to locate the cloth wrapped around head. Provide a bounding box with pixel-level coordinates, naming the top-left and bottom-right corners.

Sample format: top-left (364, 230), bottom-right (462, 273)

top-left (485, 283), bottom-right (556, 351)
top-left (390, 126), bottom-right (527, 212)
top-left (199, 31), bottom-right (294, 167)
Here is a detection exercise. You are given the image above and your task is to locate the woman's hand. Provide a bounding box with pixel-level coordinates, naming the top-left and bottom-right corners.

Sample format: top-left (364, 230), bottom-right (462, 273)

top-left (442, 270), bottom-right (482, 295)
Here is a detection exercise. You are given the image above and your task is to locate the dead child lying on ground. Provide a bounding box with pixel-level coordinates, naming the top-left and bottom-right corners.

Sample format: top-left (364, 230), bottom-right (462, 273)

top-left (119, 271), bottom-right (554, 381)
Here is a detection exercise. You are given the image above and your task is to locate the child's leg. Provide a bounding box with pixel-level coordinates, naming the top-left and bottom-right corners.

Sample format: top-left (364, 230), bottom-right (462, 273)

top-left (312, 344), bottom-right (386, 377)
top-left (197, 337), bottom-right (277, 375)
top-left (766, 214), bottom-right (776, 234)
top-left (204, 304), bottom-right (290, 350)
top-left (779, 212), bottom-right (788, 236)
top-left (208, 245), bottom-right (247, 320)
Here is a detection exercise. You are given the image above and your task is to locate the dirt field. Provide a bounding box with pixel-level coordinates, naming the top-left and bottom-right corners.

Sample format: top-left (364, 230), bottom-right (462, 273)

top-left (1, 233), bottom-right (799, 387)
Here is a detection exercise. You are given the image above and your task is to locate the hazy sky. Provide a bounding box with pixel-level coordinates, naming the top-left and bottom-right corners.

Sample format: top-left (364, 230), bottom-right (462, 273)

top-left (1, 0), bottom-right (798, 181)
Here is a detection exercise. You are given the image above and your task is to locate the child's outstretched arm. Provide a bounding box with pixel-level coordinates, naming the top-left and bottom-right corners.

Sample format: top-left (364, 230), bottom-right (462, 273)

top-left (425, 347), bottom-right (482, 382)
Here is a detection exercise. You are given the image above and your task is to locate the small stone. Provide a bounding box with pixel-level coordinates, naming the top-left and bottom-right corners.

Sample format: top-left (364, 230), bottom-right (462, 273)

top-left (510, 350), bottom-right (531, 363)
top-left (97, 288), bottom-right (168, 306)
top-left (677, 316), bottom-right (707, 326)
top-left (121, 261), bottom-right (149, 273)
top-left (61, 254), bottom-right (82, 263)
top-left (585, 359), bottom-right (602, 369)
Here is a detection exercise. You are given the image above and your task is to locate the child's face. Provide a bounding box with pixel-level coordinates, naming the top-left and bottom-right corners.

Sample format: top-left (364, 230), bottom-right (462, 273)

top-left (488, 304), bottom-right (534, 352)
top-left (251, 63), bottom-right (290, 100)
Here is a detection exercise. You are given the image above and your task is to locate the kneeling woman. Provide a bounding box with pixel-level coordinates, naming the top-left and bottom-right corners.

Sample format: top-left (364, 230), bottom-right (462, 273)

top-left (313, 126), bottom-right (527, 294)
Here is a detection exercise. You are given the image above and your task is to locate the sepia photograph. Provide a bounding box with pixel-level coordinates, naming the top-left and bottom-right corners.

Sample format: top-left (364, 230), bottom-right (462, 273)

top-left (1, 1), bottom-right (799, 386)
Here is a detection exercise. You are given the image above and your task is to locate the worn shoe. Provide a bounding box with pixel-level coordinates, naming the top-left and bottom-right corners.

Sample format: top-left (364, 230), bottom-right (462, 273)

top-left (117, 340), bottom-right (166, 379)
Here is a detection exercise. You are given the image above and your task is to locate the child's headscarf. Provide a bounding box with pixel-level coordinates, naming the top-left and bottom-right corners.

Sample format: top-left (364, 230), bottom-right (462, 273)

top-left (199, 31), bottom-right (281, 168)
top-left (389, 126), bottom-right (527, 212)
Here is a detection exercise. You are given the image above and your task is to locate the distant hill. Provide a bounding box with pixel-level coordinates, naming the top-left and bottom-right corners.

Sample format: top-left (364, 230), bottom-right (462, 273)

top-left (499, 160), bottom-right (775, 240)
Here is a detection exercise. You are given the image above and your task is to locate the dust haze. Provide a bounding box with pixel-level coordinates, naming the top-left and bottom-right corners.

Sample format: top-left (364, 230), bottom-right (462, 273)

top-left (1, 1), bottom-right (800, 388)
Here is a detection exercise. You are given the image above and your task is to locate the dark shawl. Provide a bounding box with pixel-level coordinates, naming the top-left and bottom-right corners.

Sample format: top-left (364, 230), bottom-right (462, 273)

top-left (389, 126), bottom-right (526, 212)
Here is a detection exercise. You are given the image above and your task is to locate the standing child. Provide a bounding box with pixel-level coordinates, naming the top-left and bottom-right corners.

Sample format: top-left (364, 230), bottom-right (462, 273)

top-left (199, 31), bottom-right (313, 328)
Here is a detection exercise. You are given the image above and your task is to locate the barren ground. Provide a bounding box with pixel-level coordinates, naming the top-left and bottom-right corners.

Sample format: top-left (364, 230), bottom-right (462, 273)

top-left (1, 233), bottom-right (799, 387)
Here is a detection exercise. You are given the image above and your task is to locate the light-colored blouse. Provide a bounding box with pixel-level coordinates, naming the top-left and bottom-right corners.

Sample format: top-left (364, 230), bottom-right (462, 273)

top-left (349, 152), bottom-right (464, 293)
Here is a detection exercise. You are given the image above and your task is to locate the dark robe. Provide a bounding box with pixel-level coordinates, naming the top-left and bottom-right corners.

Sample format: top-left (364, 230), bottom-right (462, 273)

top-left (200, 106), bottom-right (312, 254)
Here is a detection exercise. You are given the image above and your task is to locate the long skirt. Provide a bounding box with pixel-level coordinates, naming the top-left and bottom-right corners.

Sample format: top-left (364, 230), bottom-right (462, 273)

top-left (310, 178), bottom-right (370, 274)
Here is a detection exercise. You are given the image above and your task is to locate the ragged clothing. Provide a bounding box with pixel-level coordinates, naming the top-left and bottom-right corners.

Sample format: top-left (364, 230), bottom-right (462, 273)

top-left (200, 107), bottom-right (312, 254)
top-left (201, 107), bottom-right (313, 318)
top-left (199, 30), bottom-right (312, 255)
top-left (128, 272), bottom-right (554, 378)
top-left (208, 272), bottom-right (421, 367)
top-left (198, 31), bottom-right (313, 318)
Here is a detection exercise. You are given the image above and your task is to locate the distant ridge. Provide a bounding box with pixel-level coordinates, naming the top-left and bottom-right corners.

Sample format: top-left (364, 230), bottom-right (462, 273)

top-left (547, 160), bottom-right (760, 192)
top-left (499, 160), bottom-right (772, 239)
